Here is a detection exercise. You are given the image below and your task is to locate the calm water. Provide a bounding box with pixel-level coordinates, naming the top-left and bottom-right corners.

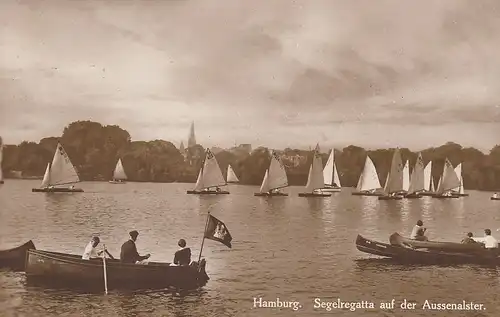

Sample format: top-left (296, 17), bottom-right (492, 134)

top-left (1, 180), bottom-right (500, 316)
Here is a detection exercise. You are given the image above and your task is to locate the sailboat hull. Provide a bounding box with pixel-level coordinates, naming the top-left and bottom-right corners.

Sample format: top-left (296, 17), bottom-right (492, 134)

top-left (254, 192), bottom-right (288, 197)
top-left (431, 194), bottom-right (460, 199)
top-left (32, 187), bottom-right (84, 193)
top-left (419, 192), bottom-right (435, 196)
top-left (352, 191), bottom-right (383, 196)
top-left (109, 180), bottom-right (127, 184)
top-left (454, 193), bottom-right (469, 197)
top-left (320, 187), bottom-right (341, 192)
top-left (186, 190), bottom-right (230, 195)
top-left (298, 192), bottom-right (331, 197)
top-left (403, 193), bottom-right (423, 199)
top-left (491, 197), bottom-right (500, 201)
top-left (378, 195), bottom-right (403, 200)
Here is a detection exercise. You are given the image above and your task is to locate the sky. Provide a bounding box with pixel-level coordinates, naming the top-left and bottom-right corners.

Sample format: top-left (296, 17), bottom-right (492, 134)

top-left (1, 0), bottom-right (500, 152)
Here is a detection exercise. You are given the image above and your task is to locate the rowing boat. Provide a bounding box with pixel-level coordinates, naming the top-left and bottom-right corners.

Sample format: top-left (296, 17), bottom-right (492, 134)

top-left (26, 249), bottom-right (209, 291)
top-left (389, 232), bottom-right (484, 252)
top-left (0, 240), bottom-right (36, 271)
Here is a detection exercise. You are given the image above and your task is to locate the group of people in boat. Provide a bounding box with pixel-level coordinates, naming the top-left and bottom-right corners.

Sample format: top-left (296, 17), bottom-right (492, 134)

top-left (81, 230), bottom-right (193, 266)
top-left (410, 220), bottom-right (499, 249)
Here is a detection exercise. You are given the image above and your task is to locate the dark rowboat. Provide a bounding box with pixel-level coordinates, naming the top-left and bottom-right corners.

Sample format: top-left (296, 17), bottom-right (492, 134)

top-left (32, 187), bottom-right (84, 193)
top-left (389, 233), bottom-right (484, 253)
top-left (186, 190), bottom-right (229, 195)
top-left (0, 240), bottom-right (36, 271)
top-left (26, 249), bottom-right (209, 291)
top-left (356, 234), bottom-right (500, 265)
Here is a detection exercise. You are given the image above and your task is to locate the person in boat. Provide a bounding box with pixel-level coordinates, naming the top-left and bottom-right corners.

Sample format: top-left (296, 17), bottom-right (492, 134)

top-left (461, 232), bottom-right (477, 244)
top-left (494, 193), bottom-right (499, 199)
top-left (410, 220), bottom-right (428, 241)
top-left (82, 237), bottom-right (113, 260)
top-left (216, 187), bottom-right (221, 192)
top-left (69, 185), bottom-right (74, 189)
top-left (472, 229), bottom-right (499, 249)
top-left (120, 230), bottom-right (151, 264)
top-left (173, 239), bottom-right (192, 266)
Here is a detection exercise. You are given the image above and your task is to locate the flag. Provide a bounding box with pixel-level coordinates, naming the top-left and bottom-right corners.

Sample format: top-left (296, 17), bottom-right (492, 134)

top-left (204, 214), bottom-right (232, 248)
top-left (206, 149), bottom-right (214, 159)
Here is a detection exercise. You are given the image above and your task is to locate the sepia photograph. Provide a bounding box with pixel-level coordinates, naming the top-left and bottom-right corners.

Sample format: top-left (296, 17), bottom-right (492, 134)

top-left (1, 0), bottom-right (500, 316)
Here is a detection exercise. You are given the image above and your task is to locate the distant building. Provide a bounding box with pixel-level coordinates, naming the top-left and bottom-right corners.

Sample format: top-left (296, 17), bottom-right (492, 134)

top-left (229, 144), bottom-right (252, 155)
top-left (179, 141), bottom-right (185, 152)
top-left (188, 121), bottom-right (196, 148)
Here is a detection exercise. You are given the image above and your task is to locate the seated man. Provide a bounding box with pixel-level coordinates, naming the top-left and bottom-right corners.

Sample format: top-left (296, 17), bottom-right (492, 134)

top-left (410, 220), bottom-right (428, 241)
top-left (82, 237), bottom-right (113, 260)
top-left (461, 232), bottom-right (477, 244)
top-left (173, 239), bottom-right (192, 266)
top-left (120, 230), bottom-right (151, 264)
top-left (472, 229), bottom-right (499, 249)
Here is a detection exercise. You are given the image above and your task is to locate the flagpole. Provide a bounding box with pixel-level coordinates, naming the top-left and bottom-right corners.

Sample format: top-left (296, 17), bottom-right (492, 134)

top-left (197, 211), bottom-right (211, 264)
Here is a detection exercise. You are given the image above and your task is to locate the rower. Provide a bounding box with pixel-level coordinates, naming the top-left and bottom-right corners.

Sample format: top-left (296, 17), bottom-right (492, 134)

top-left (120, 230), bottom-right (151, 264)
top-left (472, 229), bottom-right (499, 249)
top-left (410, 220), bottom-right (428, 241)
top-left (461, 232), bottom-right (477, 244)
top-left (173, 239), bottom-right (192, 266)
top-left (82, 236), bottom-right (113, 260)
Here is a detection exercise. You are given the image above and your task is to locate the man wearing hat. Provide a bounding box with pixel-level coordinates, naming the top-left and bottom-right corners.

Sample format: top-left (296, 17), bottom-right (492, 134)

top-left (120, 230), bottom-right (151, 264)
top-left (173, 239), bottom-right (192, 266)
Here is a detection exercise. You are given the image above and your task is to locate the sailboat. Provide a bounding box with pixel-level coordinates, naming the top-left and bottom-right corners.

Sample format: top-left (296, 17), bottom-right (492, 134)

top-left (254, 150), bottom-right (289, 196)
top-left (420, 161), bottom-right (435, 196)
top-left (404, 153), bottom-right (425, 198)
top-left (298, 144), bottom-right (331, 197)
top-left (109, 158), bottom-right (127, 184)
top-left (321, 149), bottom-right (341, 192)
top-left (352, 155), bottom-right (383, 196)
top-left (0, 137), bottom-right (4, 184)
top-left (32, 142), bottom-right (83, 192)
top-left (379, 148), bottom-right (404, 200)
top-left (451, 163), bottom-right (468, 197)
top-left (226, 164), bottom-right (239, 183)
top-left (432, 158), bottom-right (461, 199)
top-left (187, 148), bottom-right (229, 195)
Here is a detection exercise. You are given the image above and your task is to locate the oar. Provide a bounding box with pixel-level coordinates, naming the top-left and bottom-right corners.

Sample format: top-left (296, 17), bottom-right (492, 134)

top-left (102, 244), bottom-right (108, 295)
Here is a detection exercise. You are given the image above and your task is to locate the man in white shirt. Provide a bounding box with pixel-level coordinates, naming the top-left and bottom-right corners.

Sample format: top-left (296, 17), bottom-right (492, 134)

top-left (410, 220), bottom-right (428, 241)
top-left (82, 237), bottom-right (114, 260)
top-left (472, 229), bottom-right (499, 248)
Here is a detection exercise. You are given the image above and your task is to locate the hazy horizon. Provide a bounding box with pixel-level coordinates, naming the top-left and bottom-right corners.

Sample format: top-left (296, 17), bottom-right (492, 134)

top-left (2, 0), bottom-right (500, 152)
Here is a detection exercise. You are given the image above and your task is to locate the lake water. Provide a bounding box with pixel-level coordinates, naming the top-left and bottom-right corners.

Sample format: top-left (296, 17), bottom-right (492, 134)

top-left (1, 180), bottom-right (500, 316)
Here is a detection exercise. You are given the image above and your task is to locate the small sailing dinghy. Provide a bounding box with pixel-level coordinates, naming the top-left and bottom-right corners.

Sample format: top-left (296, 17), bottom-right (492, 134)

top-left (352, 155), bottom-right (383, 196)
top-left (451, 163), bottom-right (468, 197)
top-left (226, 164), bottom-right (239, 183)
top-left (432, 158), bottom-right (460, 199)
top-left (404, 153), bottom-right (425, 198)
top-left (32, 142), bottom-right (83, 193)
top-left (491, 193), bottom-right (500, 200)
top-left (0, 137), bottom-right (4, 184)
top-left (298, 144), bottom-right (331, 197)
top-left (419, 161), bottom-right (435, 196)
top-left (320, 149), bottom-right (341, 192)
top-left (109, 158), bottom-right (127, 184)
top-left (255, 150), bottom-right (289, 196)
top-left (379, 148), bottom-right (404, 200)
top-left (187, 148), bottom-right (229, 195)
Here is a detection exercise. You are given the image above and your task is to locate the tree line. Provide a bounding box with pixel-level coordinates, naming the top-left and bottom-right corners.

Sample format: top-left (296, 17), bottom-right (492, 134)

top-left (2, 120), bottom-right (500, 190)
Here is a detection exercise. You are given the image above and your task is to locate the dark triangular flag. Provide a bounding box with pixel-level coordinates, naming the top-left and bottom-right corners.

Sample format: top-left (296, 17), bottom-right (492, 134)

top-left (204, 214), bottom-right (232, 248)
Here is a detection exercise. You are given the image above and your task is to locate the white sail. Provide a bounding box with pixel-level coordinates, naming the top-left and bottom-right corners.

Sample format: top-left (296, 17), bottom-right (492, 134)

top-left (423, 161), bottom-right (432, 191)
top-left (259, 170), bottom-right (270, 193)
top-left (384, 148), bottom-right (404, 194)
top-left (200, 149), bottom-right (226, 189)
top-left (452, 163), bottom-right (465, 194)
top-left (304, 144), bottom-right (325, 192)
top-left (436, 158), bottom-right (460, 194)
top-left (226, 164), bottom-right (239, 183)
top-left (193, 167), bottom-right (204, 191)
top-left (323, 149), bottom-right (335, 186)
top-left (402, 160), bottom-right (410, 192)
top-left (431, 178), bottom-right (435, 192)
top-left (267, 150), bottom-right (288, 190)
top-left (408, 153), bottom-right (425, 194)
top-left (113, 159), bottom-right (127, 180)
top-left (48, 143), bottom-right (80, 186)
top-left (40, 163), bottom-right (51, 187)
top-left (357, 155), bottom-right (381, 191)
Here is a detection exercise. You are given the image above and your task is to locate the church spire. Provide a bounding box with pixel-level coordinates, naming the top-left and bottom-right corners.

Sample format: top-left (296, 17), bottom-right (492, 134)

top-left (188, 121), bottom-right (196, 148)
